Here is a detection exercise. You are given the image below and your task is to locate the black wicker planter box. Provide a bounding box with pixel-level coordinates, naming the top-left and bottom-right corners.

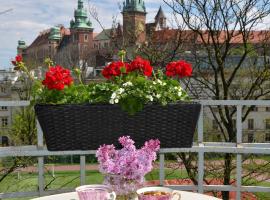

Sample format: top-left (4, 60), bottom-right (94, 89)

top-left (34, 102), bottom-right (201, 151)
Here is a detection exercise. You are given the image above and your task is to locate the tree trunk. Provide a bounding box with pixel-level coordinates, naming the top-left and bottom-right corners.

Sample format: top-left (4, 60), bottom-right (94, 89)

top-left (222, 153), bottom-right (232, 200)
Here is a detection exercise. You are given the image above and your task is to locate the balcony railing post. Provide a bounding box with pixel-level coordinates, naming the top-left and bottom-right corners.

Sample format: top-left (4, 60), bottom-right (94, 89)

top-left (236, 105), bottom-right (243, 200)
top-left (198, 105), bottom-right (204, 143)
top-left (198, 148), bottom-right (204, 193)
top-left (80, 156), bottom-right (86, 185)
top-left (197, 104), bottom-right (204, 193)
top-left (159, 153), bottom-right (165, 186)
top-left (237, 105), bottom-right (242, 144)
top-left (37, 120), bottom-right (45, 196)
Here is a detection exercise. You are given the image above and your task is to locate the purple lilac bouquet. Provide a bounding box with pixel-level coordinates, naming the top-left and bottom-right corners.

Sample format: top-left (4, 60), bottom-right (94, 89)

top-left (96, 136), bottom-right (160, 195)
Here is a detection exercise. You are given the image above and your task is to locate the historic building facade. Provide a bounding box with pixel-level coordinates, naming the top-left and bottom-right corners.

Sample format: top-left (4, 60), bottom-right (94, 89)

top-left (18, 0), bottom-right (94, 68)
top-left (18, 0), bottom-right (168, 68)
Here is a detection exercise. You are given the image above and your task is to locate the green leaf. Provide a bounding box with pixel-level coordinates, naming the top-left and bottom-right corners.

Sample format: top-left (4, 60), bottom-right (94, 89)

top-left (120, 97), bottom-right (144, 115)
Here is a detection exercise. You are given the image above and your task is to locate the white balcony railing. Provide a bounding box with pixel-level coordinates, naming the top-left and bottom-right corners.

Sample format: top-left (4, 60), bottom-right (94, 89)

top-left (0, 100), bottom-right (270, 200)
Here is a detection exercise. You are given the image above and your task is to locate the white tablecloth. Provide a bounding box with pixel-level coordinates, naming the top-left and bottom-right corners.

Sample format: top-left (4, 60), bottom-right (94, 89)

top-left (31, 191), bottom-right (221, 200)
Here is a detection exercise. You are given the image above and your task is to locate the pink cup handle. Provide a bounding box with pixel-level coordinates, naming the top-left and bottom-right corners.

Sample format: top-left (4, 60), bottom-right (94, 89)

top-left (172, 191), bottom-right (181, 200)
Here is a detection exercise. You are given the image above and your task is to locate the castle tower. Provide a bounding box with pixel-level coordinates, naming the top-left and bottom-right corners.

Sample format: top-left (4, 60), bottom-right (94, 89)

top-left (122, 0), bottom-right (146, 46)
top-left (70, 0), bottom-right (94, 53)
top-left (155, 6), bottom-right (166, 30)
top-left (48, 27), bottom-right (62, 57)
top-left (17, 40), bottom-right (27, 55)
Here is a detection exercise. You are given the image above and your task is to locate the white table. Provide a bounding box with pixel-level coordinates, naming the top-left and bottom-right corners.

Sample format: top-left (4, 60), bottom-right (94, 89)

top-left (31, 191), bottom-right (221, 200)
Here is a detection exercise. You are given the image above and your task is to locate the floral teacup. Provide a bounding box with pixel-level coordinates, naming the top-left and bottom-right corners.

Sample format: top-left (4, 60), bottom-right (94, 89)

top-left (137, 187), bottom-right (181, 200)
top-left (76, 185), bottom-right (116, 200)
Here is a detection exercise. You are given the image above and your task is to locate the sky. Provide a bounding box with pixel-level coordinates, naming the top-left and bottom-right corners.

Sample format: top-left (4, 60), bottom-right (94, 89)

top-left (0, 0), bottom-right (171, 69)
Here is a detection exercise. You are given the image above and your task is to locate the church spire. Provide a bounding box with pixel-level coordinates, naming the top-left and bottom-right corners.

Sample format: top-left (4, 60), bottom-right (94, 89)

top-left (70, 0), bottom-right (92, 29)
top-left (123, 0), bottom-right (146, 13)
top-left (155, 6), bottom-right (165, 20)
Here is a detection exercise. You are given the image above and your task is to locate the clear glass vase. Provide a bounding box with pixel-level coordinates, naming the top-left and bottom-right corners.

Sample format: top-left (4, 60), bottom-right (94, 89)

top-left (104, 174), bottom-right (144, 200)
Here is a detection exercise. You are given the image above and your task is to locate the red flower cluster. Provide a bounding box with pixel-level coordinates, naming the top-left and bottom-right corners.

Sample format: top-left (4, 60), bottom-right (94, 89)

top-left (166, 60), bottom-right (192, 78)
top-left (128, 56), bottom-right (153, 77)
top-left (42, 65), bottom-right (73, 91)
top-left (102, 61), bottom-right (128, 79)
top-left (11, 55), bottom-right (23, 66)
top-left (102, 57), bottom-right (153, 79)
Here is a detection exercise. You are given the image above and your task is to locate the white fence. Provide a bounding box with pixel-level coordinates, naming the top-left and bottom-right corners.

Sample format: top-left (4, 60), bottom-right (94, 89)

top-left (0, 100), bottom-right (270, 199)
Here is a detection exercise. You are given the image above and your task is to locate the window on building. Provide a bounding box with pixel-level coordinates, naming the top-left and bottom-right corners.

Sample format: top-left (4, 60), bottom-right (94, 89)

top-left (248, 133), bottom-right (254, 143)
top-left (1, 106), bottom-right (7, 111)
top-left (212, 120), bottom-right (218, 130)
top-left (104, 42), bottom-right (108, 48)
top-left (266, 119), bottom-right (270, 130)
top-left (250, 106), bottom-right (258, 112)
top-left (266, 133), bottom-right (270, 142)
top-left (266, 107), bottom-right (270, 112)
top-left (1, 87), bottom-right (6, 93)
top-left (84, 34), bottom-right (88, 42)
top-left (248, 119), bottom-right (254, 130)
top-left (1, 117), bottom-right (8, 127)
top-left (73, 34), bottom-right (78, 42)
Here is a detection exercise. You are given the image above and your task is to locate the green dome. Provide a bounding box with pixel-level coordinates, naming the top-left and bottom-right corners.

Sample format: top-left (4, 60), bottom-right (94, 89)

top-left (49, 27), bottom-right (61, 40)
top-left (123, 0), bottom-right (146, 13)
top-left (71, 0), bottom-right (92, 29)
top-left (75, 9), bottom-right (87, 18)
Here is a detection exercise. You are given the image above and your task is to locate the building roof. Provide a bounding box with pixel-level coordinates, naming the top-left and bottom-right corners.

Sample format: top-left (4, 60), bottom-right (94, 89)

top-left (27, 29), bottom-right (50, 49)
top-left (27, 27), bottom-right (70, 49)
top-left (94, 29), bottom-right (112, 41)
top-left (197, 30), bottom-right (270, 44)
top-left (153, 29), bottom-right (270, 44)
top-left (155, 6), bottom-right (166, 20)
top-left (123, 0), bottom-right (146, 13)
top-left (153, 29), bottom-right (196, 44)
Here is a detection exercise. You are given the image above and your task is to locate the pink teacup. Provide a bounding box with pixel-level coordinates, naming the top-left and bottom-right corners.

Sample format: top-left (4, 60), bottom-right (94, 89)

top-left (76, 185), bottom-right (116, 200)
top-left (137, 187), bottom-right (181, 200)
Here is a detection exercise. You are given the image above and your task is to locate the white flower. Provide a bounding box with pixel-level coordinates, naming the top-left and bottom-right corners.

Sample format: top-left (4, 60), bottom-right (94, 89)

top-left (109, 99), bottom-right (115, 104)
top-left (118, 88), bottom-right (125, 94)
top-left (123, 82), bottom-right (133, 87)
top-left (162, 82), bottom-right (167, 86)
top-left (157, 79), bottom-right (162, 85)
top-left (146, 95), bottom-right (153, 101)
top-left (156, 94), bottom-right (161, 99)
top-left (111, 92), bottom-right (117, 99)
top-left (153, 81), bottom-right (157, 85)
top-left (178, 91), bottom-right (183, 97)
top-left (114, 99), bottom-right (119, 104)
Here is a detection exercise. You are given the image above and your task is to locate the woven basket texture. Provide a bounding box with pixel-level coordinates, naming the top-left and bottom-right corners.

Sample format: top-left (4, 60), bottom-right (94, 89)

top-left (35, 102), bottom-right (201, 151)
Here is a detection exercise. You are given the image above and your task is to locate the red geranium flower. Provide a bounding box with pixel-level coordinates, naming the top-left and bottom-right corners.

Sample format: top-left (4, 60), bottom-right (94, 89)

top-left (42, 65), bottom-right (73, 91)
top-left (166, 60), bottom-right (192, 78)
top-left (102, 61), bottom-right (128, 79)
top-left (16, 55), bottom-right (23, 62)
top-left (11, 55), bottom-right (23, 67)
top-left (129, 56), bottom-right (153, 77)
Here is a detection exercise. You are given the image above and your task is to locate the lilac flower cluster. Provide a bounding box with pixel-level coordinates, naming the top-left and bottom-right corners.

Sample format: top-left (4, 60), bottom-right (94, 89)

top-left (96, 136), bottom-right (160, 180)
